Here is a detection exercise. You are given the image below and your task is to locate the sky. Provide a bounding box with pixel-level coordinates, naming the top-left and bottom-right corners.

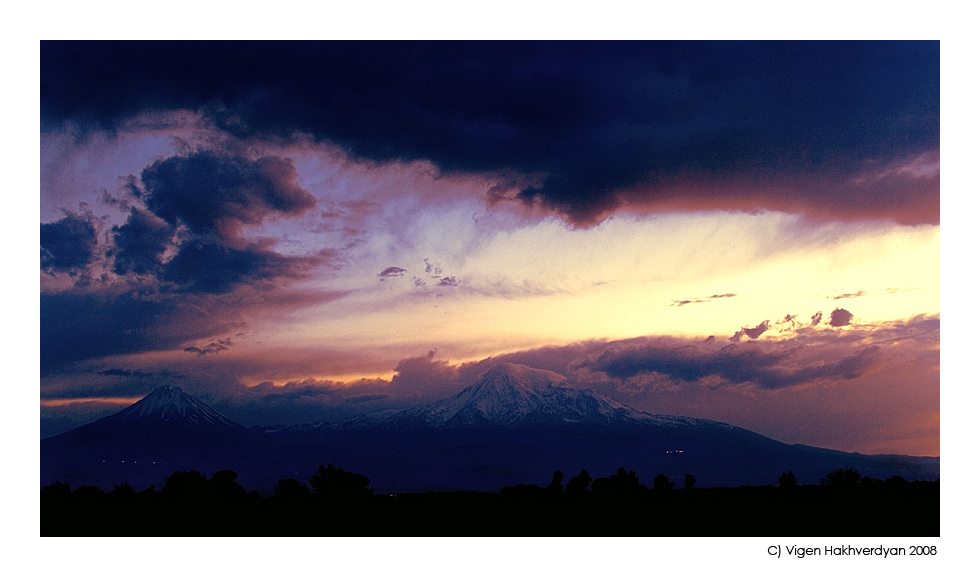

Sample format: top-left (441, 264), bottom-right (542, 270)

top-left (39, 41), bottom-right (940, 457)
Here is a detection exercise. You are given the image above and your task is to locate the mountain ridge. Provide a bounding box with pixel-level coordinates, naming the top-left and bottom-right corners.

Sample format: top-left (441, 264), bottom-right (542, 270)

top-left (271, 362), bottom-right (742, 433)
top-left (105, 384), bottom-right (248, 432)
top-left (41, 363), bottom-right (940, 492)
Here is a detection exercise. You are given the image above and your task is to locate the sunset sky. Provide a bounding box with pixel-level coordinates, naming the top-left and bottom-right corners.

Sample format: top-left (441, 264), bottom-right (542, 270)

top-left (39, 41), bottom-right (939, 457)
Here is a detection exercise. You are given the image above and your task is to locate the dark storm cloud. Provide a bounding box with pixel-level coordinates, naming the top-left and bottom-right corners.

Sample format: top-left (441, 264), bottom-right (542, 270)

top-left (829, 308), bottom-right (855, 327)
top-left (111, 207), bottom-right (174, 275)
top-left (40, 210), bottom-right (99, 272)
top-left (560, 316), bottom-right (938, 396)
top-left (161, 240), bottom-right (317, 294)
top-left (42, 41), bottom-right (939, 226)
top-left (40, 282), bottom-right (338, 374)
top-left (40, 148), bottom-right (331, 370)
top-left (108, 151), bottom-right (322, 294)
top-left (138, 152), bottom-right (316, 239)
top-left (573, 338), bottom-right (883, 390)
top-left (39, 292), bottom-right (229, 373)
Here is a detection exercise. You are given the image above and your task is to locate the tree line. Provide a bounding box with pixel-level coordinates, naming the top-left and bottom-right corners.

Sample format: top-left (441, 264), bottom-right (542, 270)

top-left (41, 464), bottom-right (911, 502)
top-left (41, 464), bottom-right (938, 536)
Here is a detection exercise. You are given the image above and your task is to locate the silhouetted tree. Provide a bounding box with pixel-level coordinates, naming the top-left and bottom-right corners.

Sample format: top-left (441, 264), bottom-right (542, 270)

top-left (73, 485), bottom-right (106, 499)
top-left (684, 474), bottom-right (696, 490)
top-left (618, 468), bottom-right (642, 491)
top-left (822, 467), bottom-right (861, 488)
top-left (547, 470), bottom-right (564, 493)
top-left (501, 483), bottom-right (543, 497)
top-left (274, 478), bottom-right (311, 500)
top-left (70, 485), bottom-right (107, 521)
top-left (565, 469), bottom-right (592, 494)
top-left (111, 481), bottom-right (137, 499)
top-left (41, 481), bottom-right (71, 501)
top-left (41, 481), bottom-right (73, 534)
top-left (162, 470), bottom-right (209, 500)
top-left (778, 471), bottom-right (797, 489)
top-left (593, 468), bottom-right (644, 495)
top-left (652, 473), bottom-right (674, 491)
top-left (210, 469), bottom-right (247, 499)
top-left (308, 464), bottom-right (373, 498)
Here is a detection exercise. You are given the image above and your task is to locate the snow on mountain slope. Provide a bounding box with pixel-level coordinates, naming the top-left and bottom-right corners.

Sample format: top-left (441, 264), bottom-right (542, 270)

top-left (378, 362), bottom-right (735, 429)
top-left (43, 366), bottom-right (940, 492)
top-left (106, 384), bottom-right (247, 432)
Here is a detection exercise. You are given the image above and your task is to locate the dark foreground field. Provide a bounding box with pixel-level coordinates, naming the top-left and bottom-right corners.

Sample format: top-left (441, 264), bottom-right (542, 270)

top-left (42, 467), bottom-right (938, 537)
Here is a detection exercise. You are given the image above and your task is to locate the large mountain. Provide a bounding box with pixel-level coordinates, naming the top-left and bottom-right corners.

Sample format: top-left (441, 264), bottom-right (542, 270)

top-left (41, 385), bottom-right (253, 489)
top-left (389, 363), bottom-right (673, 427)
top-left (279, 363), bottom-right (737, 432)
top-left (41, 365), bottom-right (940, 493)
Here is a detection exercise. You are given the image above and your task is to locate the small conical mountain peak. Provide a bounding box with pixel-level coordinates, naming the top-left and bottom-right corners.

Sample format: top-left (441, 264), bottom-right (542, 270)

top-left (142, 384), bottom-right (183, 401)
top-left (107, 384), bottom-right (246, 431)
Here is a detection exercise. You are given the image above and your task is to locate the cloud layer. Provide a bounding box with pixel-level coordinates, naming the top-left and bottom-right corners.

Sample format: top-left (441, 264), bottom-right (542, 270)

top-left (41, 149), bottom-right (325, 373)
top-left (39, 42), bottom-right (940, 458)
top-left (42, 41), bottom-right (939, 226)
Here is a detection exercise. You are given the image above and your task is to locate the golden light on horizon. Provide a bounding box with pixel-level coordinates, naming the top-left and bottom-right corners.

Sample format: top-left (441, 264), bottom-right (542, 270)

top-left (40, 397), bottom-right (144, 408)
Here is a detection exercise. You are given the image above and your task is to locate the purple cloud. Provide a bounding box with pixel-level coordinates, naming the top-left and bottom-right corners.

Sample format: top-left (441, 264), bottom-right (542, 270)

top-left (572, 335), bottom-right (883, 391)
top-left (378, 267), bottom-right (407, 280)
top-left (184, 338), bottom-right (233, 356)
top-left (41, 210), bottom-right (100, 273)
top-left (42, 41), bottom-right (938, 228)
top-left (731, 320), bottom-right (770, 342)
top-left (829, 308), bottom-right (854, 327)
top-left (138, 152), bottom-right (315, 240)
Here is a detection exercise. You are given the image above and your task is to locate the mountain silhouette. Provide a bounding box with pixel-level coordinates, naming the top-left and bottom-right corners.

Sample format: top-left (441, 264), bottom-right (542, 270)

top-left (100, 384), bottom-right (248, 432)
top-left (42, 385), bottom-right (254, 489)
top-left (41, 366), bottom-right (940, 493)
top-left (391, 362), bottom-right (661, 426)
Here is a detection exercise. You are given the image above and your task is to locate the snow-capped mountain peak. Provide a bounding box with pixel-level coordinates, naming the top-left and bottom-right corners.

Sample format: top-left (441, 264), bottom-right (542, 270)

top-left (107, 385), bottom-right (246, 431)
top-left (477, 362), bottom-right (568, 387)
top-left (389, 362), bottom-right (650, 427)
top-left (449, 363), bottom-right (571, 416)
